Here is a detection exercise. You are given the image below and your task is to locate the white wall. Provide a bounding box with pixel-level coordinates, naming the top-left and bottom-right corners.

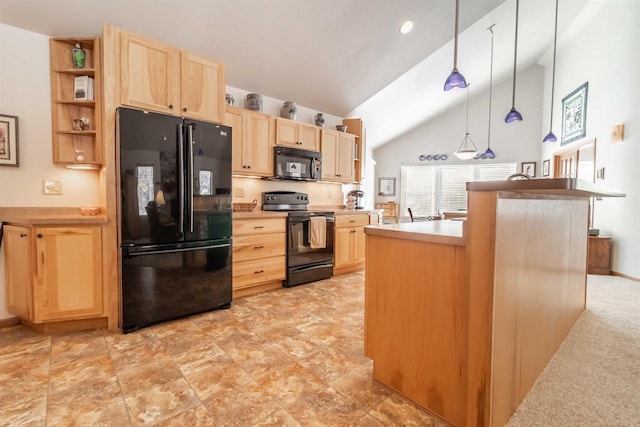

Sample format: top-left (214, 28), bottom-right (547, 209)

top-left (540, 0), bottom-right (640, 278)
top-left (374, 65), bottom-right (544, 203)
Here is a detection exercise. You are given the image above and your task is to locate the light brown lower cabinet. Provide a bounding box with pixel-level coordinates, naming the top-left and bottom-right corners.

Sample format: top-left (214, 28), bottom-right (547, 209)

top-left (232, 217), bottom-right (285, 298)
top-left (3, 224), bottom-right (104, 329)
top-left (334, 213), bottom-right (368, 275)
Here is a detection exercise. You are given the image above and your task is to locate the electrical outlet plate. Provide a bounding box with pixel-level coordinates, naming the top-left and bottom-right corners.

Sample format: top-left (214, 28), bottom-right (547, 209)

top-left (234, 187), bottom-right (245, 198)
top-left (43, 180), bottom-right (63, 195)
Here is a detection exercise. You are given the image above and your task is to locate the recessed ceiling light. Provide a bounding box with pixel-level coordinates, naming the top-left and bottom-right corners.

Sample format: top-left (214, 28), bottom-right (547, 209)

top-left (400, 20), bottom-right (414, 35)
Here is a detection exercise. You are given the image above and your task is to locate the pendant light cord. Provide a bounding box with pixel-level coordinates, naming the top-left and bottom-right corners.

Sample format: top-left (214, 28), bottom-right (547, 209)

top-left (549, 0), bottom-right (559, 129)
top-left (465, 84), bottom-right (470, 134)
top-left (511, 0), bottom-right (519, 107)
top-left (488, 25), bottom-right (495, 149)
top-left (453, 0), bottom-right (460, 68)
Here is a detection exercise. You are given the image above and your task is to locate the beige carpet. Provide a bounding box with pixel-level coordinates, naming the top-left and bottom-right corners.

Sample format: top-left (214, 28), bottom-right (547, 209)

top-left (507, 274), bottom-right (640, 426)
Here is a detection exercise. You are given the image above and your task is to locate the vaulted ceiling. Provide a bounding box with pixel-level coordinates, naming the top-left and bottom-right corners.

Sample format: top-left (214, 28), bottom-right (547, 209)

top-left (0, 0), bottom-right (594, 148)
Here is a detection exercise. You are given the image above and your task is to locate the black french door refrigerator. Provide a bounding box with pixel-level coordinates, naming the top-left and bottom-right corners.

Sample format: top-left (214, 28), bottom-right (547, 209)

top-left (117, 107), bottom-right (232, 333)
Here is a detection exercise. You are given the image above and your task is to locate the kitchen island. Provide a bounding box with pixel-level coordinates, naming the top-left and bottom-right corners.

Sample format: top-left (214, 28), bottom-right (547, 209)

top-left (364, 178), bottom-right (624, 427)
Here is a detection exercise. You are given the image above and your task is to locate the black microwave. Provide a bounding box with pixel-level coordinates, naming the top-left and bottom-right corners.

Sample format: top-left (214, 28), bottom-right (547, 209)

top-left (274, 146), bottom-right (322, 181)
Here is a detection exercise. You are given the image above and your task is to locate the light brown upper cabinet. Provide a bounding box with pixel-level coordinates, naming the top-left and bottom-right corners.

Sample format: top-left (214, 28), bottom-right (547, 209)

top-left (342, 118), bottom-right (366, 184)
top-left (321, 128), bottom-right (355, 183)
top-left (275, 117), bottom-right (320, 151)
top-left (120, 30), bottom-right (225, 123)
top-left (226, 106), bottom-right (273, 176)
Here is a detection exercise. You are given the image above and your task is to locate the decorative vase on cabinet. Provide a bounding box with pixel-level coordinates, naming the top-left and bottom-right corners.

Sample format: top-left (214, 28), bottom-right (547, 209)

top-left (281, 101), bottom-right (297, 120)
top-left (314, 113), bottom-right (325, 127)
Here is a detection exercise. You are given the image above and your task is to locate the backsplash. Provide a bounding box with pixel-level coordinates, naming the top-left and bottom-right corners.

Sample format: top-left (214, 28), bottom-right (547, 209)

top-left (232, 176), bottom-right (352, 207)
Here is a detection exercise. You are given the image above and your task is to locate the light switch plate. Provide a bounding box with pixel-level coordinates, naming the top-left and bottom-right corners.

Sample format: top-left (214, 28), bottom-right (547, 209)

top-left (43, 180), bottom-right (63, 195)
top-left (234, 187), bottom-right (245, 198)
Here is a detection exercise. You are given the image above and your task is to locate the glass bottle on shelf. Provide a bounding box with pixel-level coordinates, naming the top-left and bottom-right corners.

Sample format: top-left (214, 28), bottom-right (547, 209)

top-left (72, 43), bottom-right (86, 69)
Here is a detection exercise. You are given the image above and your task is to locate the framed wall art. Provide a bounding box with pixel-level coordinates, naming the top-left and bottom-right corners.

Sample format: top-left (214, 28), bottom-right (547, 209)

top-left (561, 82), bottom-right (588, 145)
top-left (521, 161), bottom-right (536, 178)
top-left (0, 114), bottom-right (19, 167)
top-left (378, 177), bottom-right (396, 196)
top-left (543, 159), bottom-right (550, 177)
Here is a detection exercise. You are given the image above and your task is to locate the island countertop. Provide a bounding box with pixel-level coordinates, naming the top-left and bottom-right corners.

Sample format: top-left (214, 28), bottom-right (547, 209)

top-left (467, 177), bottom-right (626, 198)
top-left (365, 220), bottom-right (465, 246)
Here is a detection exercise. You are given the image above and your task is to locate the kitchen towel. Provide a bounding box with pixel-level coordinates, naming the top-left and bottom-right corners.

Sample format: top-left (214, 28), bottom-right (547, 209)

top-left (309, 216), bottom-right (326, 249)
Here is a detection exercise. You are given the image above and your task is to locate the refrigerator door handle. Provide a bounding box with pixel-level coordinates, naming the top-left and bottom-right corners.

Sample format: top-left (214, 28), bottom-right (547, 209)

top-left (187, 123), bottom-right (195, 233)
top-left (178, 123), bottom-right (185, 233)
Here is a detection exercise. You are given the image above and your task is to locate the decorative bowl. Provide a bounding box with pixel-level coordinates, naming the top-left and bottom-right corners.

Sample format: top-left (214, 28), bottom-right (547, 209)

top-left (80, 206), bottom-right (100, 216)
top-left (336, 125), bottom-right (348, 132)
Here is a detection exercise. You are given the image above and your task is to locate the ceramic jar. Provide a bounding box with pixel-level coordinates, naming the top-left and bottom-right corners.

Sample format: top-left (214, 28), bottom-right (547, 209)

top-left (225, 93), bottom-right (234, 106)
top-left (314, 113), bottom-right (325, 127)
top-left (281, 101), bottom-right (297, 120)
top-left (245, 93), bottom-right (263, 112)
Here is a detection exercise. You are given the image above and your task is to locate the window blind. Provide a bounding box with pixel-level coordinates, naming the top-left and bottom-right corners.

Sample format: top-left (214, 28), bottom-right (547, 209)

top-left (400, 162), bottom-right (517, 216)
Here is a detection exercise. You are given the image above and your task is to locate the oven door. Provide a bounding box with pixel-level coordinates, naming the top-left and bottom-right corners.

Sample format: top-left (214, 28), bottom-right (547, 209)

top-left (286, 214), bottom-right (334, 287)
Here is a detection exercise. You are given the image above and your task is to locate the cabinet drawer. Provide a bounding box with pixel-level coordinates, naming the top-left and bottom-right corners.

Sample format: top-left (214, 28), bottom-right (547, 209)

top-left (233, 256), bottom-right (285, 290)
top-left (233, 233), bottom-right (285, 262)
top-left (234, 218), bottom-right (285, 236)
top-left (336, 214), bottom-right (369, 228)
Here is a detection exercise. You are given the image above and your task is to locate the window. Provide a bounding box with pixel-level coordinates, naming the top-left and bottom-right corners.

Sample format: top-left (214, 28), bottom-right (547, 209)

top-left (136, 165), bottom-right (154, 216)
top-left (400, 162), bottom-right (516, 216)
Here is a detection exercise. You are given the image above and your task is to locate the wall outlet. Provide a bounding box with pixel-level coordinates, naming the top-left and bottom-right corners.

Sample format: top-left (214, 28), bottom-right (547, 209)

top-left (43, 180), bottom-right (63, 195)
top-left (234, 186), bottom-right (245, 198)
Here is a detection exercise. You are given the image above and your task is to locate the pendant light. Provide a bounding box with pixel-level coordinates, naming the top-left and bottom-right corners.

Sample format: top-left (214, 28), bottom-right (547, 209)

top-left (505, 0), bottom-right (523, 123)
top-left (444, 0), bottom-right (467, 90)
top-left (482, 25), bottom-right (496, 159)
top-left (543, 0), bottom-right (559, 142)
top-left (454, 84), bottom-right (478, 160)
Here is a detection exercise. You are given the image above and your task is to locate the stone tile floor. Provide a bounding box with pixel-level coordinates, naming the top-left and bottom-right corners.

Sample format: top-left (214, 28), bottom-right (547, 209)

top-left (0, 272), bottom-right (448, 426)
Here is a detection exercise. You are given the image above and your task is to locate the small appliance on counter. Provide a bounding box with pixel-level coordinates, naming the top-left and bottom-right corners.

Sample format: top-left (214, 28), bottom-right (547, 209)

top-left (347, 190), bottom-right (365, 210)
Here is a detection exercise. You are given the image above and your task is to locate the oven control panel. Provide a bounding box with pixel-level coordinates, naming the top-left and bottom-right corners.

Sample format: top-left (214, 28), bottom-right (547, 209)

top-left (262, 191), bottom-right (309, 211)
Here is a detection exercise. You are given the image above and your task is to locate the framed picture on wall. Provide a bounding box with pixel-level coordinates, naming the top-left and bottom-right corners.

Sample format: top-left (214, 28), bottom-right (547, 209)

top-left (543, 159), bottom-right (550, 177)
top-left (0, 114), bottom-right (19, 167)
top-left (561, 82), bottom-right (588, 145)
top-left (378, 177), bottom-right (396, 196)
top-left (521, 162), bottom-right (536, 178)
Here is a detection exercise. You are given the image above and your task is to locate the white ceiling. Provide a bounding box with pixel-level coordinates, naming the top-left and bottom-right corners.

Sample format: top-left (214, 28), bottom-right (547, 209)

top-left (0, 0), bottom-right (595, 149)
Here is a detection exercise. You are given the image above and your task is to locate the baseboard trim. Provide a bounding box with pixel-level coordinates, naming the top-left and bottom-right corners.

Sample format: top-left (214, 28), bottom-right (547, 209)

top-left (611, 271), bottom-right (640, 282)
top-left (0, 317), bottom-right (21, 329)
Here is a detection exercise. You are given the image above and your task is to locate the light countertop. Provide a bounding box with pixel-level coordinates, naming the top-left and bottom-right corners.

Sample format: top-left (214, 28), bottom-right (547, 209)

top-left (365, 220), bottom-right (465, 246)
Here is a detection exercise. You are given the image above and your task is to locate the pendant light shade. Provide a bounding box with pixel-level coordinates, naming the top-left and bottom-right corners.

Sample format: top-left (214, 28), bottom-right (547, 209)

top-left (543, 0), bottom-right (560, 142)
top-left (444, 0), bottom-right (467, 91)
top-left (454, 85), bottom-right (478, 160)
top-left (483, 25), bottom-right (496, 159)
top-left (505, 0), bottom-right (523, 123)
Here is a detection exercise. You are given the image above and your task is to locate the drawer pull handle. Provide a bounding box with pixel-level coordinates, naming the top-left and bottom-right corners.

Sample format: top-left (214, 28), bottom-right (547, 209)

top-left (254, 245), bottom-right (264, 249)
top-left (254, 226), bottom-right (264, 229)
top-left (349, 220), bottom-right (356, 222)
top-left (20, 233), bottom-right (27, 238)
top-left (254, 269), bottom-right (264, 274)
top-left (351, 230), bottom-right (357, 233)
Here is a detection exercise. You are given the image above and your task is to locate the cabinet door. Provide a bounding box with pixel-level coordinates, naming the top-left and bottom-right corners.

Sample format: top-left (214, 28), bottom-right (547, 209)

top-left (337, 132), bottom-right (356, 182)
top-left (3, 225), bottom-right (34, 320)
top-left (321, 129), bottom-right (339, 180)
top-left (245, 111), bottom-right (272, 176)
top-left (353, 227), bottom-right (366, 264)
top-left (181, 52), bottom-right (225, 123)
top-left (120, 31), bottom-right (181, 115)
top-left (275, 118), bottom-right (298, 147)
top-left (34, 226), bottom-right (103, 322)
top-left (298, 123), bottom-right (320, 151)
top-left (334, 227), bottom-right (353, 268)
top-left (226, 107), bottom-right (246, 174)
